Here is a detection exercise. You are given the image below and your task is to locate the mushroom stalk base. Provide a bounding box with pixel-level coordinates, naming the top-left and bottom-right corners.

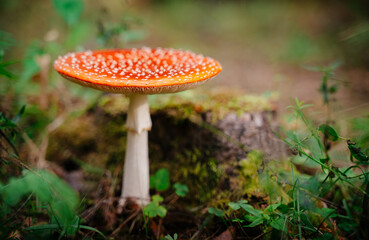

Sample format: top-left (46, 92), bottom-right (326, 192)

top-left (119, 94), bottom-right (152, 207)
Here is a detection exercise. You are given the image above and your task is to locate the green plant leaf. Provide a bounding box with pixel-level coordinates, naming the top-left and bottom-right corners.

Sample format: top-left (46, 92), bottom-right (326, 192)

top-left (143, 203), bottom-right (167, 218)
top-left (244, 217), bottom-right (263, 227)
top-left (164, 233), bottom-right (178, 240)
top-left (12, 105), bottom-right (26, 124)
top-left (0, 60), bottom-right (16, 79)
top-left (152, 195), bottom-right (164, 203)
top-left (244, 214), bottom-right (259, 222)
top-left (208, 207), bottom-right (224, 217)
top-left (240, 204), bottom-right (263, 217)
top-left (1, 169), bottom-right (80, 237)
top-left (173, 183), bottom-right (189, 197)
top-left (328, 85), bottom-right (338, 93)
top-left (52, 0), bottom-right (84, 26)
top-left (143, 195), bottom-right (167, 218)
top-left (276, 204), bottom-right (290, 214)
top-left (228, 200), bottom-right (248, 210)
top-left (232, 218), bottom-right (245, 223)
top-left (348, 141), bottom-right (369, 162)
top-left (150, 168), bottom-right (170, 191)
top-left (264, 203), bottom-right (281, 213)
top-left (270, 217), bottom-right (286, 232)
top-left (300, 213), bottom-right (316, 231)
top-left (317, 208), bottom-right (337, 219)
top-left (0, 113), bottom-right (17, 130)
top-left (320, 158), bottom-right (329, 164)
top-left (0, 177), bottom-right (29, 206)
top-left (79, 225), bottom-right (107, 239)
top-left (319, 124), bottom-right (339, 142)
top-left (25, 223), bottom-right (60, 231)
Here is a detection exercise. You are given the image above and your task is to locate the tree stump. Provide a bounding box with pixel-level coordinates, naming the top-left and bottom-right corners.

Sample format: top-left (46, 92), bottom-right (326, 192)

top-left (48, 90), bottom-right (288, 204)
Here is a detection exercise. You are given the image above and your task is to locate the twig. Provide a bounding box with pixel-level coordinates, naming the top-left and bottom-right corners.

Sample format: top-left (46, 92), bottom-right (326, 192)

top-left (21, 113), bottom-right (66, 168)
top-left (190, 215), bottom-right (212, 240)
top-left (80, 199), bottom-right (105, 221)
top-left (0, 130), bottom-right (19, 156)
top-left (167, 193), bottom-right (179, 206)
top-left (204, 228), bottom-right (221, 240)
top-left (22, 132), bottom-right (47, 168)
top-left (253, 230), bottom-right (271, 240)
top-left (1, 156), bottom-right (38, 175)
top-left (129, 211), bottom-right (140, 233)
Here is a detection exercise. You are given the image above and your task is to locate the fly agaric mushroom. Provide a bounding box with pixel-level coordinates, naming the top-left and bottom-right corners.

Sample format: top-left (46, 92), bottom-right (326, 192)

top-left (54, 47), bottom-right (222, 206)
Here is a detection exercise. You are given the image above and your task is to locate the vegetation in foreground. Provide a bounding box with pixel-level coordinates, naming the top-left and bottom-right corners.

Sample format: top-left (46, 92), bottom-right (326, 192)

top-left (1, 0), bottom-right (369, 239)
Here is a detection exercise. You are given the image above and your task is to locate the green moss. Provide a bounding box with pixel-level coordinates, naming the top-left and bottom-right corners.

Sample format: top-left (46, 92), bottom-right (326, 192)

top-left (238, 151), bottom-right (264, 196)
top-left (93, 88), bottom-right (275, 122)
top-left (149, 89), bottom-right (276, 122)
top-left (234, 151), bottom-right (264, 198)
top-left (97, 94), bottom-right (129, 116)
top-left (150, 147), bottom-right (221, 204)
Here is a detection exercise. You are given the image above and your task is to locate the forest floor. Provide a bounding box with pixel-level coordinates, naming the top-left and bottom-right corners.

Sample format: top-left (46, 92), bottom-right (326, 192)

top-left (1, 0), bottom-right (369, 239)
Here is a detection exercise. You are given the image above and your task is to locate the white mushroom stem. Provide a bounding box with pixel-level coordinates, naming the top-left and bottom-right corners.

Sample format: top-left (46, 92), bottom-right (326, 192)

top-left (119, 94), bottom-right (152, 207)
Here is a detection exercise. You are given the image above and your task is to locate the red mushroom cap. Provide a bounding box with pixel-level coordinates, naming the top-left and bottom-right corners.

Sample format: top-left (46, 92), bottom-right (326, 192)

top-left (54, 47), bottom-right (222, 94)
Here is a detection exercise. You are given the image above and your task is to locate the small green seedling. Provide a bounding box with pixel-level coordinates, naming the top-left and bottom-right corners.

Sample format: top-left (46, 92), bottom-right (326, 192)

top-left (228, 200), bottom-right (287, 232)
top-left (173, 183), bottom-right (189, 197)
top-left (208, 207), bottom-right (225, 217)
top-left (164, 233), bottom-right (178, 240)
top-left (143, 195), bottom-right (167, 218)
top-left (150, 168), bottom-right (170, 192)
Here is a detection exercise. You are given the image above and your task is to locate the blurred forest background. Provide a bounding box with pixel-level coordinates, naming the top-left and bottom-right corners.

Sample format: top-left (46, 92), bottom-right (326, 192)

top-left (1, 0), bottom-right (369, 239)
top-left (1, 0), bottom-right (369, 110)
